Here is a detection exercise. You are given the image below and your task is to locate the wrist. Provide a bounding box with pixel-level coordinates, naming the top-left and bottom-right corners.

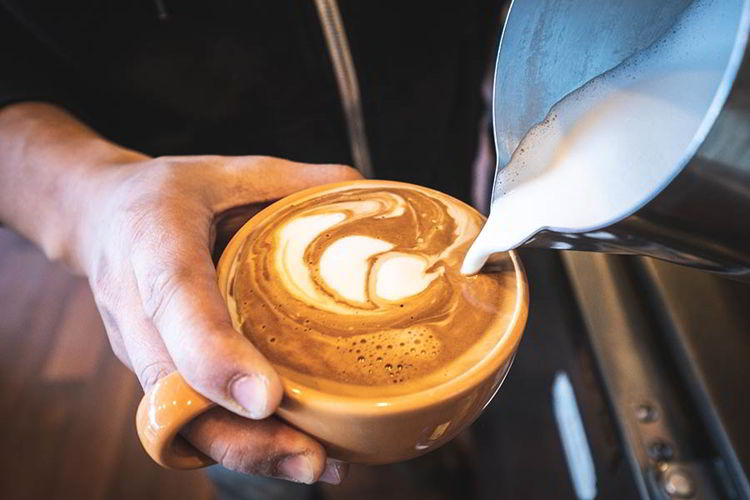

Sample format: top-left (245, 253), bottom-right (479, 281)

top-left (48, 142), bottom-right (150, 275)
top-left (0, 102), bottom-right (149, 272)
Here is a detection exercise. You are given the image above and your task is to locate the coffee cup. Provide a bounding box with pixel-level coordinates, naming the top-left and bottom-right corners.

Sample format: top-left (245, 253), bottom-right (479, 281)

top-left (136, 179), bottom-right (527, 468)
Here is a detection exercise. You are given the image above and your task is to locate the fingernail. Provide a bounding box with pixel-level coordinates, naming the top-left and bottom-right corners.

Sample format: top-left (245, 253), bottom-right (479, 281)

top-left (231, 375), bottom-right (267, 418)
top-left (319, 459), bottom-right (348, 485)
top-left (278, 454), bottom-right (315, 484)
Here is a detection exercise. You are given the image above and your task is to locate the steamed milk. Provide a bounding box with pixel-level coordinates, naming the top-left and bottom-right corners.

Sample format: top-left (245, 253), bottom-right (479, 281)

top-left (462, 0), bottom-right (731, 274)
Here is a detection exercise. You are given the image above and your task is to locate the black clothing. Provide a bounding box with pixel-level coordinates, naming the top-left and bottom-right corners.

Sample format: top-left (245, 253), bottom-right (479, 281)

top-left (1, 1), bottom-right (502, 201)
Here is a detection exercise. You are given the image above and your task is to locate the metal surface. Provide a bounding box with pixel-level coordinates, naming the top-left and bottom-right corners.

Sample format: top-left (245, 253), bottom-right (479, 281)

top-left (552, 372), bottom-right (597, 500)
top-left (562, 252), bottom-right (732, 499)
top-left (492, 0), bottom-right (750, 279)
top-left (314, 0), bottom-right (374, 178)
top-left (663, 467), bottom-right (696, 498)
top-left (635, 257), bottom-right (750, 498)
top-left (472, 249), bottom-right (641, 499)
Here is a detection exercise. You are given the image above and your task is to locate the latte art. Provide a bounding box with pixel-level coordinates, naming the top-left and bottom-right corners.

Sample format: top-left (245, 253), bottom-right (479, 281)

top-left (225, 182), bottom-right (519, 396)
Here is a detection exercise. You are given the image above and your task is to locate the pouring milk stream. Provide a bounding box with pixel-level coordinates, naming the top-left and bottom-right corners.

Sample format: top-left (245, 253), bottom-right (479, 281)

top-left (461, 0), bottom-right (731, 275)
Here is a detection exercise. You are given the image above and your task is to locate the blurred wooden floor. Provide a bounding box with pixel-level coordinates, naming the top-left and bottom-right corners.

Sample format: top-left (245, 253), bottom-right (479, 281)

top-left (0, 229), bottom-right (214, 500)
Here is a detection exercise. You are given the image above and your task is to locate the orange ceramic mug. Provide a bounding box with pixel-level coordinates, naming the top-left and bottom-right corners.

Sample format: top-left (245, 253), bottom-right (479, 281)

top-left (136, 180), bottom-right (528, 469)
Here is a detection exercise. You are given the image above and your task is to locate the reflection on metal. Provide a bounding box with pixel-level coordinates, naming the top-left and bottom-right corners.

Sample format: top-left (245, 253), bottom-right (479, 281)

top-left (636, 404), bottom-right (660, 424)
top-left (493, 0), bottom-right (750, 280)
top-left (553, 372), bottom-right (597, 500)
top-left (636, 257), bottom-right (750, 497)
top-left (313, 0), bottom-right (374, 178)
top-left (562, 252), bottom-right (731, 499)
top-left (661, 465), bottom-right (696, 498)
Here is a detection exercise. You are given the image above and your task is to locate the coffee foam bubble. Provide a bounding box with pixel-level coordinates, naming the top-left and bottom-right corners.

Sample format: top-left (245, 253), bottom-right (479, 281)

top-left (324, 326), bottom-right (440, 385)
top-left (226, 183), bottom-right (520, 396)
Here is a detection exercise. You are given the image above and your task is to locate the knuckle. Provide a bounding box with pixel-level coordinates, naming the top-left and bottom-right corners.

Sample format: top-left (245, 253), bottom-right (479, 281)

top-left (217, 442), bottom-right (250, 473)
top-left (135, 159), bottom-right (182, 190)
top-left (242, 155), bottom-right (271, 170)
top-left (317, 163), bottom-right (361, 181)
top-left (139, 266), bottom-right (189, 324)
top-left (138, 361), bottom-right (174, 392)
top-left (335, 164), bottom-right (361, 179)
top-left (114, 166), bottom-right (197, 241)
top-left (177, 334), bottom-right (236, 392)
top-left (220, 443), bottom-right (274, 476)
top-left (113, 197), bottom-right (161, 251)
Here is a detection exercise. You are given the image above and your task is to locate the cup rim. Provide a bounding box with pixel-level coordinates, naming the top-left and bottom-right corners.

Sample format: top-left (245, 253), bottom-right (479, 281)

top-left (216, 179), bottom-right (528, 416)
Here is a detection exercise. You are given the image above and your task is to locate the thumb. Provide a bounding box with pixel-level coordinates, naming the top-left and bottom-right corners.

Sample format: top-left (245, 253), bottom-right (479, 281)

top-left (208, 156), bottom-right (363, 212)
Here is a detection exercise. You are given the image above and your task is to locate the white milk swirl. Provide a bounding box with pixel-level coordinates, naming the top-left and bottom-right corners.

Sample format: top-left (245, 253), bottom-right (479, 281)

top-left (274, 191), bottom-right (472, 313)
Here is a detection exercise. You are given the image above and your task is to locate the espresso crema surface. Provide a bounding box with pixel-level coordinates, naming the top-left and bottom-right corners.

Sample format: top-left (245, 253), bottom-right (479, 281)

top-left (224, 182), bottom-right (522, 397)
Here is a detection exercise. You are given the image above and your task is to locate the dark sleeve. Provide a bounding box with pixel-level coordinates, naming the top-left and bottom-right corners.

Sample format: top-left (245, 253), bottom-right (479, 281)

top-left (0, 5), bottom-right (80, 111)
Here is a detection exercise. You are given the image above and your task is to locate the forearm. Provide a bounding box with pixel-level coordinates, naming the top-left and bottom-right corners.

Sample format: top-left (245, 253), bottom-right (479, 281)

top-left (0, 102), bottom-right (145, 271)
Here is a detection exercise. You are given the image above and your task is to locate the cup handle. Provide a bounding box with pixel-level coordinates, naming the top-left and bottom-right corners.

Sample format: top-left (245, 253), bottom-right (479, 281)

top-left (136, 371), bottom-right (217, 469)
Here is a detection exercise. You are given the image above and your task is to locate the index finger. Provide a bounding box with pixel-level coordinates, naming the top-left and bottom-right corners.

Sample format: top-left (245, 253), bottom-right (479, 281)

top-left (206, 158), bottom-right (362, 213)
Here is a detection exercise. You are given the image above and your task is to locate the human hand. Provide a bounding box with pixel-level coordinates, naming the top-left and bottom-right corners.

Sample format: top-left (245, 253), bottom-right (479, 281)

top-left (75, 154), bottom-right (360, 483)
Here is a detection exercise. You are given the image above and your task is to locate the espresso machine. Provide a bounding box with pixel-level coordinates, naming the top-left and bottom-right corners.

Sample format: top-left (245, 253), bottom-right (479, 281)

top-left (469, 1), bottom-right (750, 499)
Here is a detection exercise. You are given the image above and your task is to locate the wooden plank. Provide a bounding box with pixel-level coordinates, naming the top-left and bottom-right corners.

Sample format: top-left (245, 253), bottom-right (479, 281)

top-left (50, 353), bottom-right (139, 500)
top-left (42, 280), bottom-right (106, 382)
top-left (108, 375), bottom-right (215, 500)
top-left (0, 230), bottom-right (214, 500)
top-left (0, 235), bottom-right (79, 500)
top-left (107, 387), bottom-right (166, 500)
top-left (0, 237), bottom-right (51, 343)
top-left (18, 382), bottom-right (80, 500)
top-left (0, 261), bottom-right (73, 422)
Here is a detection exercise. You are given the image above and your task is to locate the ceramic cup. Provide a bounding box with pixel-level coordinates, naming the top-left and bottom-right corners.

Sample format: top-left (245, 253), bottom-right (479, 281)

top-left (136, 180), bottom-right (528, 469)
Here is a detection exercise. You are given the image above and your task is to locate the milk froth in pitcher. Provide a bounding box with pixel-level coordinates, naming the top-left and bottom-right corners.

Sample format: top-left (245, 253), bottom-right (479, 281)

top-left (463, 0), bottom-right (750, 279)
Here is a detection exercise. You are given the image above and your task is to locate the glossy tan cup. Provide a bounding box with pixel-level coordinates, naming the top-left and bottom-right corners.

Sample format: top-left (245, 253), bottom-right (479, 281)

top-left (136, 180), bottom-right (528, 469)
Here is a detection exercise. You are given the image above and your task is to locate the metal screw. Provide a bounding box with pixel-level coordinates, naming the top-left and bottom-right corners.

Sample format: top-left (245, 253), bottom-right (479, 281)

top-left (663, 469), bottom-right (695, 498)
top-left (636, 403), bottom-right (658, 422)
top-left (647, 440), bottom-right (674, 461)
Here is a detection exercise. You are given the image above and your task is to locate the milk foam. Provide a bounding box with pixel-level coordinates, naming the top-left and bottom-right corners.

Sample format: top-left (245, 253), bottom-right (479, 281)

top-left (462, 0), bottom-right (732, 274)
top-left (320, 235), bottom-right (394, 303)
top-left (278, 212), bottom-right (346, 308)
top-left (373, 253), bottom-right (441, 302)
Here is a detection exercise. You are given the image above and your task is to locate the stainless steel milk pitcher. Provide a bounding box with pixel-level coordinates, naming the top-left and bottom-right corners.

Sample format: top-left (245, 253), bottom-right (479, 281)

top-left (490, 0), bottom-right (750, 279)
